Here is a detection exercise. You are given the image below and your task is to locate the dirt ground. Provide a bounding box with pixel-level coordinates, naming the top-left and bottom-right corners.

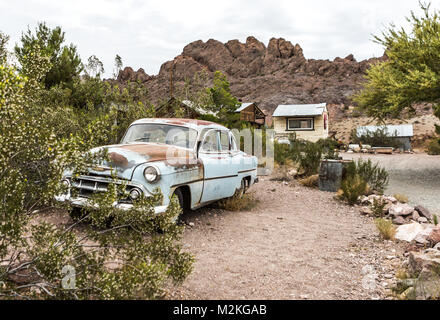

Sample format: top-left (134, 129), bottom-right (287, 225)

top-left (342, 152), bottom-right (440, 213)
top-left (168, 178), bottom-right (406, 300)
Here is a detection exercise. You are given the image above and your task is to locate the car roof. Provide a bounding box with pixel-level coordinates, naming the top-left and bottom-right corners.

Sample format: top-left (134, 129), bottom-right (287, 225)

top-left (130, 118), bottom-right (229, 131)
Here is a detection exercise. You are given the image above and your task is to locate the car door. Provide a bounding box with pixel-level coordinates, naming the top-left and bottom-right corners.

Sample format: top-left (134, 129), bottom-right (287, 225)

top-left (199, 129), bottom-right (237, 203)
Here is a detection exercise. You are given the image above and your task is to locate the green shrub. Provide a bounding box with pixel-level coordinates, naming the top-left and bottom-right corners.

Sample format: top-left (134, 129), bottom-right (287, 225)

top-left (294, 140), bottom-right (323, 176)
top-left (350, 127), bottom-right (400, 148)
top-left (354, 159), bottom-right (389, 194)
top-left (340, 174), bottom-right (368, 205)
top-left (428, 139), bottom-right (440, 155)
top-left (371, 197), bottom-right (386, 218)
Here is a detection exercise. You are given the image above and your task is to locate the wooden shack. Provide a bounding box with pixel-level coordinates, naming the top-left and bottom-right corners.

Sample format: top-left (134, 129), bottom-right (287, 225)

top-left (235, 102), bottom-right (266, 126)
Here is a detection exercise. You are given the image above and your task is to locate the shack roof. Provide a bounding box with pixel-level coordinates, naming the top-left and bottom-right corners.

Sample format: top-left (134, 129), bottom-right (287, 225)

top-left (273, 103), bottom-right (327, 117)
top-left (356, 124), bottom-right (414, 137)
top-left (235, 102), bottom-right (255, 113)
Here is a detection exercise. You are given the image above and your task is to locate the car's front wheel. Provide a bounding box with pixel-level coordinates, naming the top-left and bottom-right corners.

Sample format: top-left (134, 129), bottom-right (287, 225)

top-left (170, 188), bottom-right (184, 224)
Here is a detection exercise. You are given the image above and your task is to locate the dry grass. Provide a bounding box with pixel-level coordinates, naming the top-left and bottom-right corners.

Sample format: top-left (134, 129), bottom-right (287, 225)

top-left (393, 193), bottom-right (409, 203)
top-left (298, 174), bottom-right (319, 188)
top-left (374, 218), bottom-right (396, 240)
top-left (217, 193), bottom-right (259, 212)
top-left (395, 268), bottom-right (409, 280)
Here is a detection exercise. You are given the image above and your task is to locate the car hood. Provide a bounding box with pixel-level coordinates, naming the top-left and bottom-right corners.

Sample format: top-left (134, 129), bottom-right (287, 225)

top-left (88, 143), bottom-right (197, 180)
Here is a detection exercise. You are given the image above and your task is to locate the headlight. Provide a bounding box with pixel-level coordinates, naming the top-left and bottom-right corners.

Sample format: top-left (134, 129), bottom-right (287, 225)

top-left (129, 188), bottom-right (142, 200)
top-left (61, 179), bottom-right (70, 188)
top-left (143, 166), bottom-right (160, 183)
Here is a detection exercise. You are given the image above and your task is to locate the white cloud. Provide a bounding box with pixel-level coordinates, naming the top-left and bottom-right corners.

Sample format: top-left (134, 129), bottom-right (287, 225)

top-left (1, 0), bottom-right (438, 76)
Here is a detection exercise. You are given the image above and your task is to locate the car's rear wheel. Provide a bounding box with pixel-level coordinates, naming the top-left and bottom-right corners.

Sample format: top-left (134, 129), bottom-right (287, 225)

top-left (235, 178), bottom-right (246, 199)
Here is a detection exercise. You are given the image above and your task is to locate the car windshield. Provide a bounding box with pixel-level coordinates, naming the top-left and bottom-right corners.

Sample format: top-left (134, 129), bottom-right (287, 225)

top-left (121, 123), bottom-right (198, 149)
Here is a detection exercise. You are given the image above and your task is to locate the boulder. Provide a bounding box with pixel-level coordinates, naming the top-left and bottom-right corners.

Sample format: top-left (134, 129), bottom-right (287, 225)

top-left (409, 250), bottom-right (440, 275)
top-left (412, 211), bottom-right (420, 221)
top-left (360, 207), bottom-right (373, 215)
top-left (389, 203), bottom-right (414, 217)
top-left (418, 217), bottom-right (428, 223)
top-left (414, 205), bottom-right (432, 220)
top-left (428, 226), bottom-right (440, 246)
top-left (393, 216), bottom-right (406, 225)
top-left (384, 196), bottom-right (398, 204)
top-left (395, 222), bottom-right (426, 242)
top-left (408, 250), bottom-right (440, 300)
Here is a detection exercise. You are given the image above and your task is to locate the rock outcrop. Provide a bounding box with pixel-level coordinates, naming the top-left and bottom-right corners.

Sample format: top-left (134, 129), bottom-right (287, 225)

top-left (116, 36), bottom-right (386, 116)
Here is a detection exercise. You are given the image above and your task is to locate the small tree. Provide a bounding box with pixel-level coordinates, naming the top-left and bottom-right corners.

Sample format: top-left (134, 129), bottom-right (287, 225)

top-left (113, 54), bottom-right (123, 78)
top-left (353, 3), bottom-right (440, 151)
top-left (86, 55), bottom-right (105, 79)
top-left (14, 22), bottom-right (83, 89)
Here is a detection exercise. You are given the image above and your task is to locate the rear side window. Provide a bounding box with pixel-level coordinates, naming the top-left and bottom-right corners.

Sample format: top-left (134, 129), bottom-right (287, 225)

top-left (220, 131), bottom-right (230, 151)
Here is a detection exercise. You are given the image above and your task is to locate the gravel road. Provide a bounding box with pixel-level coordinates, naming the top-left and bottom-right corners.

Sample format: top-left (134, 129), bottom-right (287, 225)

top-left (169, 178), bottom-right (406, 300)
top-left (341, 153), bottom-right (440, 213)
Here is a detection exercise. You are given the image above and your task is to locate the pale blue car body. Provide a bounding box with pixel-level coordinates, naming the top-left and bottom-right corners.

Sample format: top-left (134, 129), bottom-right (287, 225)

top-left (56, 118), bottom-right (258, 213)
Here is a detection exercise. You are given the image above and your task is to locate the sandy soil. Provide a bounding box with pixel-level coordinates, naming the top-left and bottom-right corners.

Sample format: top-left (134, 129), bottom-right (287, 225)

top-left (342, 152), bottom-right (440, 213)
top-left (169, 178), bottom-right (406, 300)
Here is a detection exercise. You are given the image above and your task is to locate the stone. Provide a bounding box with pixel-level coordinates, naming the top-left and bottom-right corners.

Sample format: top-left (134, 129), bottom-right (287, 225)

top-left (412, 211), bottom-right (420, 221)
top-left (418, 217), bottom-right (428, 223)
top-left (409, 250), bottom-right (440, 275)
top-left (393, 216), bottom-right (406, 225)
top-left (434, 243), bottom-right (440, 250)
top-left (414, 205), bottom-right (432, 220)
top-left (414, 269), bottom-right (440, 300)
top-left (360, 207), bottom-right (373, 215)
top-left (399, 287), bottom-right (416, 300)
top-left (389, 203), bottom-right (414, 217)
top-left (385, 196), bottom-right (398, 204)
top-left (395, 222), bottom-right (425, 242)
top-left (428, 227), bottom-right (440, 246)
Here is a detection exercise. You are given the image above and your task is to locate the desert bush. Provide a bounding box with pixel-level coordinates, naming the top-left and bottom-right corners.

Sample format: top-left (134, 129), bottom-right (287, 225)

top-left (428, 139), bottom-right (440, 155)
top-left (370, 197), bottom-right (386, 218)
top-left (340, 174), bottom-right (368, 205)
top-left (217, 193), bottom-right (258, 212)
top-left (0, 38), bottom-right (193, 299)
top-left (298, 174), bottom-right (319, 188)
top-left (290, 140), bottom-right (323, 176)
top-left (316, 138), bottom-right (340, 160)
top-left (354, 159), bottom-right (389, 194)
top-left (374, 218), bottom-right (396, 240)
top-left (433, 215), bottom-right (438, 226)
top-left (350, 127), bottom-right (400, 148)
top-left (394, 193), bottom-right (409, 203)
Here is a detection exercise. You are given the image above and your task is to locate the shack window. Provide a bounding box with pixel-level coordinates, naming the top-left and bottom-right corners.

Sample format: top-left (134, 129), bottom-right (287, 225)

top-left (287, 118), bottom-right (314, 131)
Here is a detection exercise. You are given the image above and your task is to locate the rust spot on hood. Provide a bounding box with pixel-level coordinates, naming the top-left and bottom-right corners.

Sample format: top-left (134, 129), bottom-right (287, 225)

top-left (115, 143), bottom-right (201, 168)
top-left (109, 152), bottom-right (129, 167)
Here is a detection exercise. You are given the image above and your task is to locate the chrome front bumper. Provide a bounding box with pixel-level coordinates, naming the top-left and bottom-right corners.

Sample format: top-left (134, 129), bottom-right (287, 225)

top-left (55, 194), bottom-right (168, 214)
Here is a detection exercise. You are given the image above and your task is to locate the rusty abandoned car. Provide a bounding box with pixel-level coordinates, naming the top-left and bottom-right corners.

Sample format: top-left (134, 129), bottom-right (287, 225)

top-left (56, 118), bottom-right (258, 218)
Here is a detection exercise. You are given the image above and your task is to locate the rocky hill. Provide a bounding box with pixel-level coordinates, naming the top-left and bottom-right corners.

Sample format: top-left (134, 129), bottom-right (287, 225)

top-left (115, 36), bottom-right (386, 114)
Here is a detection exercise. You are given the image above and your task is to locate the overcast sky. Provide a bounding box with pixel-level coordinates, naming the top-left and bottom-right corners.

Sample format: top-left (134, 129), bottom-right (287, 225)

top-left (1, 0), bottom-right (437, 77)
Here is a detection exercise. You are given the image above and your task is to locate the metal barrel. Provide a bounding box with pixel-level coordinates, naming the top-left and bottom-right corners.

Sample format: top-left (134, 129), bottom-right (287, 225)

top-left (318, 159), bottom-right (352, 192)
